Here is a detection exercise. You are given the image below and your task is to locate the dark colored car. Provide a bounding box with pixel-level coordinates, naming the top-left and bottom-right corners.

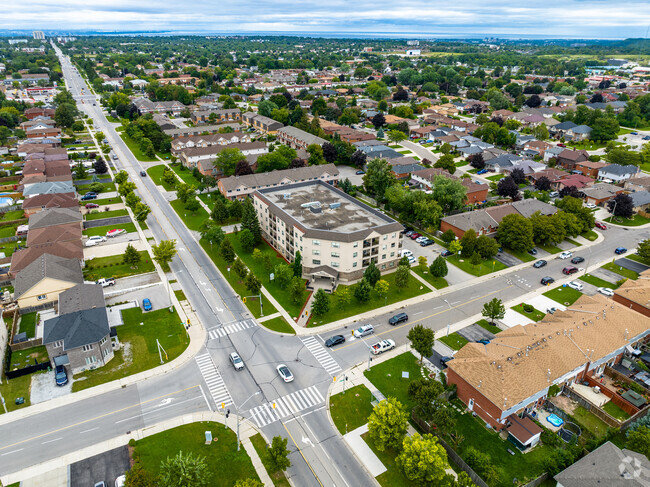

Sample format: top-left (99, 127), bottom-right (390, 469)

top-left (541, 276), bottom-right (555, 285)
top-left (562, 266), bottom-right (579, 275)
top-left (441, 250), bottom-right (454, 257)
top-left (477, 169), bottom-right (488, 175)
top-left (571, 256), bottom-right (584, 264)
top-left (389, 312), bottom-right (408, 325)
top-left (533, 260), bottom-right (547, 268)
top-left (527, 248), bottom-right (538, 255)
top-left (440, 356), bottom-right (454, 368)
top-left (615, 247), bottom-right (627, 255)
top-left (476, 339), bottom-right (491, 345)
top-left (81, 193), bottom-right (97, 201)
top-left (355, 170), bottom-right (365, 175)
top-left (420, 239), bottom-right (434, 247)
top-left (55, 364), bottom-right (68, 386)
top-left (140, 171), bottom-right (147, 177)
top-left (85, 203), bottom-right (99, 209)
top-left (325, 335), bottom-right (345, 347)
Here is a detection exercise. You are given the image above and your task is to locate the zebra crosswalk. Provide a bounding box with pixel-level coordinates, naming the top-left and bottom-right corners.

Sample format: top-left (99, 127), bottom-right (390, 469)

top-left (248, 385), bottom-right (325, 427)
top-left (195, 353), bottom-right (233, 408)
top-left (207, 319), bottom-right (257, 340)
top-left (300, 336), bottom-right (342, 376)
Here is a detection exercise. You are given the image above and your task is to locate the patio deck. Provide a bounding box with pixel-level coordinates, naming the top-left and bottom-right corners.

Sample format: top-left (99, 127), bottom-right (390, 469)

top-left (570, 383), bottom-right (609, 407)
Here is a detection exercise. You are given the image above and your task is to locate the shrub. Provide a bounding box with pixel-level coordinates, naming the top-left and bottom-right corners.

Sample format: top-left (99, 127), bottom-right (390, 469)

top-left (523, 304), bottom-right (534, 313)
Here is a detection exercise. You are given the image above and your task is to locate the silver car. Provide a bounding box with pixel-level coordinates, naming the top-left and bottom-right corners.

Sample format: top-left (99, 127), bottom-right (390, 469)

top-left (353, 324), bottom-right (374, 338)
top-left (229, 352), bottom-right (244, 371)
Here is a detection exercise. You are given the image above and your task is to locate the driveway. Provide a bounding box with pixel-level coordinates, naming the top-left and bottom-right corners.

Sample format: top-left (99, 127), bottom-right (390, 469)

top-left (336, 164), bottom-right (365, 186)
top-left (500, 308), bottom-right (533, 328)
top-left (84, 239), bottom-right (146, 259)
top-left (70, 446), bottom-right (129, 487)
top-left (401, 238), bottom-right (474, 286)
top-left (83, 215), bottom-right (132, 229)
top-left (457, 323), bottom-right (496, 343)
top-left (30, 370), bottom-right (73, 404)
top-left (105, 282), bottom-right (171, 312)
top-left (615, 257), bottom-right (650, 274)
top-left (526, 295), bottom-right (566, 314)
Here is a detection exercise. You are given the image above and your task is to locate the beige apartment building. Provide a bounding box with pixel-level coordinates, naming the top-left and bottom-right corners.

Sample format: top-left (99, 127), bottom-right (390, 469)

top-left (253, 181), bottom-right (403, 284)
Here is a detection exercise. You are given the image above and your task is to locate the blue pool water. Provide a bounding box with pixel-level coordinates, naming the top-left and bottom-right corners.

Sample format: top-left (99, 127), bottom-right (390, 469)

top-left (0, 198), bottom-right (13, 207)
top-left (547, 414), bottom-right (564, 427)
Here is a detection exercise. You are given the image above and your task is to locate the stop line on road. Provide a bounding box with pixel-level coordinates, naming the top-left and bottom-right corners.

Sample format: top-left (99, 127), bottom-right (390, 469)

top-left (248, 385), bottom-right (326, 427)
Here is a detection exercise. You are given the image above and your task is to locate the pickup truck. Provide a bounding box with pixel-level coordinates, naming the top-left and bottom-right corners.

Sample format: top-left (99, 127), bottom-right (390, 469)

top-left (371, 339), bottom-right (396, 355)
top-left (97, 278), bottom-right (115, 287)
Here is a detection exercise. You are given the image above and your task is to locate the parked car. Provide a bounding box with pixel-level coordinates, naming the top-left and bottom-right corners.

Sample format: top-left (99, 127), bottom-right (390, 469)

top-left (404, 231), bottom-right (414, 238)
top-left (276, 364), bottom-right (294, 383)
top-left (97, 278), bottom-right (115, 287)
top-left (440, 356), bottom-right (454, 368)
top-left (571, 256), bottom-right (585, 264)
top-left (595, 221), bottom-right (607, 230)
top-left (353, 324), bottom-right (374, 338)
top-left (407, 255), bottom-right (416, 265)
top-left (420, 238), bottom-right (434, 247)
top-left (115, 476), bottom-right (126, 487)
top-left (85, 235), bottom-right (107, 247)
top-left (142, 298), bottom-right (152, 311)
top-left (477, 169), bottom-right (488, 175)
top-left (643, 135), bottom-right (650, 141)
top-left (229, 352), bottom-right (244, 370)
top-left (558, 143), bottom-right (566, 147)
top-left (549, 191), bottom-right (559, 198)
top-left (533, 260), bottom-right (547, 268)
top-left (562, 266), bottom-right (579, 275)
top-left (527, 248), bottom-right (538, 255)
top-left (597, 287), bottom-right (615, 296)
top-left (106, 229), bottom-right (126, 238)
top-left (541, 276), bottom-right (555, 285)
top-left (371, 339), bottom-right (396, 355)
top-left (81, 193), bottom-right (97, 201)
top-left (559, 251), bottom-right (573, 260)
top-left (585, 203), bottom-right (597, 209)
top-left (355, 170), bottom-right (365, 175)
top-left (476, 339), bottom-right (491, 345)
top-left (415, 236), bottom-right (427, 243)
top-left (410, 233), bottom-right (421, 240)
top-left (85, 203), bottom-right (99, 209)
top-left (547, 307), bottom-right (558, 314)
top-left (325, 335), bottom-right (345, 347)
top-left (567, 281), bottom-right (584, 291)
top-left (389, 312), bottom-right (408, 325)
top-left (55, 364), bottom-right (68, 386)
top-left (400, 249), bottom-right (413, 257)
top-left (631, 132), bottom-right (639, 135)
top-left (94, 482), bottom-right (106, 487)
top-left (615, 247), bottom-right (627, 255)
top-left (441, 250), bottom-right (454, 257)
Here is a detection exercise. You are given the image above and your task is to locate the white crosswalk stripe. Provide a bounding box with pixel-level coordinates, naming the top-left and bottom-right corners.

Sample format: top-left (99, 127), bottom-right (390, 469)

top-left (300, 336), bottom-right (342, 375)
top-left (195, 353), bottom-right (233, 408)
top-left (207, 319), bottom-right (258, 340)
top-left (248, 385), bottom-right (325, 427)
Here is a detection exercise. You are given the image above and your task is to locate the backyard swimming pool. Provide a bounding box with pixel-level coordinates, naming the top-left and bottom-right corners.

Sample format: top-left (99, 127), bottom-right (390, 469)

top-left (547, 413), bottom-right (564, 427)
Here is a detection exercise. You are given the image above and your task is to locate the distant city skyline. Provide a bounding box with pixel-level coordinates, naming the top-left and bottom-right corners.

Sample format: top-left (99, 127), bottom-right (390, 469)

top-left (2, 0), bottom-right (650, 39)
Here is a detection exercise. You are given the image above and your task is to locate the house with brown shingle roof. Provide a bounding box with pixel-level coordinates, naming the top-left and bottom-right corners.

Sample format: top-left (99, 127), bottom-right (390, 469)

top-left (26, 223), bottom-right (82, 247)
top-left (613, 269), bottom-right (650, 318)
top-left (411, 168), bottom-right (489, 205)
top-left (22, 193), bottom-right (78, 216)
top-left (10, 240), bottom-right (84, 276)
top-left (446, 294), bottom-right (650, 430)
top-left (557, 149), bottom-right (589, 171)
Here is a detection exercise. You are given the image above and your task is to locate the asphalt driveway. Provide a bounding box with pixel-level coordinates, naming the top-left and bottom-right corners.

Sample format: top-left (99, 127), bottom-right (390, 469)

top-left (457, 323), bottom-right (496, 342)
top-left (615, 257), bottom-right (650, 274)
top-left (70, 446), bottom-right (129, 487)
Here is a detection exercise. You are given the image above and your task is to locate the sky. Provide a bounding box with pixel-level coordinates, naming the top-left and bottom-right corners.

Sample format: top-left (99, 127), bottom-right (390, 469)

top-left (3, 0), bottom-right (650, 39)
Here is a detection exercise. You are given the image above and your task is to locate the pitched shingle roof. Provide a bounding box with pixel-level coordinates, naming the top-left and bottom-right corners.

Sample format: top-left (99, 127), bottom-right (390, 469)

top-left (42, 307), bottom-right (110, 350)
top-left (58, 283), bottom-right (106, 315)
top-left (10, 241), bottom-right (84, 274)
top-left (14, 254), bottom-right (83, 299)
top-left (28, 207), bottom-right (82, 230)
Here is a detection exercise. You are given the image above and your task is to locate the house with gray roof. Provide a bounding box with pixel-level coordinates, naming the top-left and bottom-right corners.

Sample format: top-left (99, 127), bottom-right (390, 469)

top-left (629, 191), bottom-right (650, 212)
top-left (22, 181), bottom-right (74, 198)
top-left (43, 307), bottom-right (113, 375)
top-left (598, 164), bottom-right (640, 183)
top-left (28, 207), bottom-right (82, 230)
top-left (569, 124), bottom-right (593, 141)
top-left (358, 145), bottom-right (403, 160)
top-left (58, 283), bottom-right (106, 315)
top-left (14, 254), bottom-right (83, 310)
top-left (276, 126), bottom-right (326, 150)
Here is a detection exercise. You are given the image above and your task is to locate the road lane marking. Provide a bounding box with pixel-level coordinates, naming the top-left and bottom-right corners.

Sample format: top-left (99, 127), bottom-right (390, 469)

top-left (195, 353), bottom-right (233, 407)
top-left (1, 449), bottom-right (23, 456)
top-left (249, 385), bottom-right (325, 428)
top-left (79, 427), bottom-right (99, 434)
top-left (282, 422), bottom-right (323, 487)
top-left (115, 396), bottom-right (204, 424)
top-left (300, 336), bottom-right (341, 376)
top-left (0, 385), bottom-right (201, 451)
top-left (41, 437), bottom-right (63, 445)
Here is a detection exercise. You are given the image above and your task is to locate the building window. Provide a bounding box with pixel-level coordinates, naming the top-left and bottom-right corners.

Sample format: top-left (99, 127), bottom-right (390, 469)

top-left (102, 348), bottom-right (110, 358)
top-left (331, 262), bottom-right (339, 268)
top-left (382, 245), bottom-right (387, 250)
top-left (53, 340), bottom-right (63, 348)
top-left (85, 356), bottom-right (97, 365)
top-left (391, 252), bottom-right (395, 257)
top-left (353, 242), bottom-right (358, 248)
top-left (82, 344), bottom-right (93, 352)
top-left (312, 250), bottom-right (320, 256)
top-left (331, 242), bottom-right (340, 248)
top-left (353, 262), bottom-right (357, 268)
top-left (353, 252), bottom-right (358, 258)
top-left (313, 259), bottom-right (321, 265)
top-left (383, 235), bottom-right (387, 240)
top-left (389, 262), bottom-right (394, 267)
top-left (37, 294), bottom-right (47, 301)
top-left (100, 336), bottom-right (107, 346)
top-left (382, 264), bottom-right (386, 269)
top-left (313, 240), bottom-right (320, 246)
top-left (382, 254), bottom-right (386, 259)
top-left (331, 252), bottom-right (340, 258)
top-left (391, 242), bottom-right (396, 248)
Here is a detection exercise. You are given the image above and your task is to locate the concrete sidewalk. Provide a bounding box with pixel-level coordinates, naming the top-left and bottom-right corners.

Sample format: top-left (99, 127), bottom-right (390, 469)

top-left (1, 411), bottom-right (273, 487)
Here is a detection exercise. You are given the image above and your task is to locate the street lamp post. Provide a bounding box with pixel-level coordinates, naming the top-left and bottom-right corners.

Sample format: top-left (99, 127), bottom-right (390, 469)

top-left (235, 391), bottom-right (261, 451)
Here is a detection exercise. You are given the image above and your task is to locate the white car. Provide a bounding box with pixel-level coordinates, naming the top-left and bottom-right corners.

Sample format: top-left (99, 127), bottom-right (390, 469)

top-left (597, 287), bottom-right (614, 296)
top-left (229, 352), bottom-right (244, 370)
top-left (407, 255), bottom-right (416, 264)
top-left (568, 281), bottom-right (584, 291)
top-left (115, 476), bottom-right (126, 487)
top-left (400, 249), bottom-right (413, 257)
top-left (415, 236), bottom-right (427, 243)
top-left (559, 251), bottom-right (573, 260)
top-left (353, 324), bottom-right (375, 338)
top-left (276, 364), bottom-right (294, 383)
top-left (85, 235), bottom-right (107, 247)
top-left (585, 203), bottom-right (597, 209)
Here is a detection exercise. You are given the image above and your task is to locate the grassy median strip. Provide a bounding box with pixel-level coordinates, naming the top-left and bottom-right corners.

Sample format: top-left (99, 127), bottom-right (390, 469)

top-left (447, 254), bottom-right (507, 276)
top-left (117, 131), bottom-right (157, 162)
top-left (259, 316), bottom-right (295, 335)
top-left (170, 198), bottom-right (210, 232)
top-left (147, 164), bottom-right (176, 191)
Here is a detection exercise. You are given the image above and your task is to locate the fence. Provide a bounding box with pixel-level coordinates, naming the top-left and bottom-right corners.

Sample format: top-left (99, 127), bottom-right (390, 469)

top-left (5, 358), bottom-right (50, 379)
top-left (583, 374), bottom-right (639, 417)
top-left (522, 473), bottom-right (550, 487)
top-left (561, 385), bottom-right (620, 428)
top-left (17, 301), bottom-right (55, 316)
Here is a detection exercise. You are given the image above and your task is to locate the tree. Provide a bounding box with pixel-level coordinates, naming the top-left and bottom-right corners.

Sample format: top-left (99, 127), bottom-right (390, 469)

top-left (407, 324), bottom-right (435, 363)
top-left (441, 230), bottom-right (456, 245)
top-left (322, 142), bottom-right (337, 163)
top-left (307, 144), bottom-right (325, 165)
top-left (497, 213), bottom-right (534, 252)
top-left (535, 176), bottom-right (551, 191)
top-left (162, 168), bottom-right (177, 188)
top-left (525, 94), bottom-right (542, 108)
top-left (54, 103), bottom-right (76, 127)
top-left (239, 228), bottom-right (256, 253)
top-left (74, 162), bottom-right (87, 180)
top-left (219, 237), bottom-right (235, 264)
top-left (232, 258), bottom-right (248, 280)
top-left (364, 261), bottom-right (381, 287)
top-left (510, 168), bottom-right (526, 185)
top-left (372, 112), bottom-right (386, 129)
top-left (429, 255), bottom-right (448, 278)
top-left (475, 235), bottom-right (499, 259)
top-left (433, 154), bottom-right (456, 175)
top-left (460, 229), bottom-right (477, 257)
top-left (397, 434), bottom-right (449, 486)
top-left (626, 426), bottom-right (650, 459)
top-left (367, 397), bottom-right (409, 451)
top-left (637, 239), bottom-right (650, 263)
top-left (374, 279), bottom-right (389, 304)
top-left (431, 176), bottom-right (467, 213)
top-left (311, 289), bottom-right (330, 316)
top-left (351, 150), bottom-right (367, 169)
top-left (363, 158), bottom-right (396, 202)
top-left (245, 272), bottom-right (262, 295)
top-left (449, 240), bottom-right (462, 254)
top-left (175, 183), bottom-right (196, 204)
top-left (292, 251), bottom-right (302, 277)
top-left (200, 222), bottom-right (225, 245)
top-left (288, 276), bottom-right (304, 305)
top-left (92, 157), bottom-right (107, 174)
top-left (123, 243), bottom-right (141, 268)
top-left (126, 191), bottom-right (141, 209)
top-left (216, 148), bottom-right (244, 176)
top-left (531, 211), bottom-right (565, 246)
top-left (234, 480), bottom-right (264, 487)
top-left (274, 263), bottom-right (294, 287)
top-left (235, 159), bottom-right (253, 176)
top-left (497, 176), bottom-right (519, 199)
top-left (591, 117), bottom-right (620, 142)
top-left (354, 278), bottom-right (372, 303)
top-left (468, 153), bottom-right (485, 170)
top-left (268, 436), bottom-right (292, 472)
top-left (470, 252), bottom-right (481, 266)
top-left (464, 448), bottom-right (500, 486)
top-left (607, 193), bottom-right (634, 219)
top-left (211, 199), bottom-right (229, 223)
top-left (118, 181), bottom-right (137, 197)
top-left (124, 460), bottom-right (157, 487)
top-left (152, 240), bottom-right (177, 270)
top-left (418, 255), bottom-right (427, 271)
top-left (139, 138), bottom-right (155, 158)
top-left (387, 130), bottom-right (406, 144)
top-left (134, 202), bottom-right (151, 223)
top-left (159, 451), bottom-right (210, 487)
top-left (482, 298), bottom-right (505, 324)
top-left (395, 264), bottom-right (410, 290)
top-left (241, 199), bottom-right (262, 243)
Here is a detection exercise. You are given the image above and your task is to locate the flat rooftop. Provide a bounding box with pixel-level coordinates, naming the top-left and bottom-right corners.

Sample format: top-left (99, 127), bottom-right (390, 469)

top-left (262, 182), bottom-right (389, 233)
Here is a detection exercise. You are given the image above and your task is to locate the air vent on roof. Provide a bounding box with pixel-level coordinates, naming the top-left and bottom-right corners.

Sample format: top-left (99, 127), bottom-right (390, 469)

top-left (283, 193), bottom-right (292, 199)
top-left (330, 202), bottom-right (341, 209)
top-left (301, 201), bottom-right (321, 209)
top-left (310, 206), bottom-right (322, 214)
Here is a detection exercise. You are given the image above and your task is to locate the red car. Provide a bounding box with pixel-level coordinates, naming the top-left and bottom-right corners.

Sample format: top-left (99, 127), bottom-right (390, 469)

top-left (558, 143), bottom-right (566, 147)
top-left (410, 233), bottom-right (421, 240)
top-left (595, 221), bottom-right (607, 230)
top-left (85, 203), bottom-right (99, 209)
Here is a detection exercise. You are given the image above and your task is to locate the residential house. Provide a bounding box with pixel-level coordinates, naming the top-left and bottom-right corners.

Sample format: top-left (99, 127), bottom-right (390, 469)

top-left (625, 176), bottom-right (650, 193)
top-left (573, 160), bottom-right (607, 179)
top-left (22, 193), bottom-right (78, 216)
top-left (446, 294), bottom-right (650, 430)
top-left (241, 112), bottom-right (284, 134)
top-left (543, 146), bottom-right (564, 163)
top-left (43, 307), bottom-right (113, 375)
top-left (581, 182), bottom-right (624, 206)
top-left (26, 222), bottom-right (82, 247)
top-left (170, 132), bottom-right (252, 153)
top-left (164, 125), bottom-right (237, 140)
top-left (411, 168), bottom-right (489, 205)
top-left (10, 241), bottom-right (84, 276)
top-left (26, 127), bottom-right (61, 140)
top-left (58, 283), bottom-right (106, 315)
top-left (522, 140), bottom-right (552, 158)
top-left (613, 269), bottom-right (650, 318)
top-left (132, 97), bottom-right (185, 115)
top-left (218, 164), bottom-right (339, 200)
top-left (179, 142), bottom-right (268, 173)
top-left (551, 174), bottom-right (594, 192)
top-left (276, 126), bottom-right (326, 150)
top-left (629, 191), bottom-right (650, 214)
top-left (391, 163), bottom-right (425, 180)
top-left (549, 121), bottom-right (578, 139)
top-left (598, 164), bottom-right (640, 183)
top-left (556, 149), bottom-right (590, 171)
top-left (191, 109), bottom-right (241, 124)
top-left (22, 181), bottom-right (75, 198)
top-left (568, 124), bottom-right (593, 141)
top-left (28, 207), bottom-right (83, 230)
top-left (24, 107), bottom-right (55, 120)
top-left (14, 254), bottom-right (83, 309)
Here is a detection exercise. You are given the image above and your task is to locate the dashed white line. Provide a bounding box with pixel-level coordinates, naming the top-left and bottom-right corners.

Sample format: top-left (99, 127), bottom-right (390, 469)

top-left (41, 437), bottom-right (63, 445)
top-left (79, 427), bottom-right (99, 434)
top-left (1, 448), bottom-right (24, 456)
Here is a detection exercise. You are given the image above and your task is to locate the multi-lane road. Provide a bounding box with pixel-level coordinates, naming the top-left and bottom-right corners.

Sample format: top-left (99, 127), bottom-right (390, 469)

top-left (1, 45), bottom-right (649, 486)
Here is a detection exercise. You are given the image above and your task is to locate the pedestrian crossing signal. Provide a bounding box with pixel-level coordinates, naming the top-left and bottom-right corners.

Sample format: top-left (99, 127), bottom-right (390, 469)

top-left (243, 297), bottom-right (247, 303)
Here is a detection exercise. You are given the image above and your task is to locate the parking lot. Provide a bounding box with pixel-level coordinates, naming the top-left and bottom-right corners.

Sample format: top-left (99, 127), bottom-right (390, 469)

top-left (400, 236), bottom-right (474, 285)
top-left (336, 164), bottom-right (365, 186)
top-left (70, 446), bottom-right (129, 487)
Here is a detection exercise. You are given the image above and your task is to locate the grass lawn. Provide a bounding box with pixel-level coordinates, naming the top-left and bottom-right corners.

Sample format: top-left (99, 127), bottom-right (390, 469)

top-left (199, 239), bottom-right (279, 319)
top-left (105, 115), bottom-right (120, 123)
top-left (72, 307), bottom-right (189, 392)
top-left (0, 210), bottom-right (24, 221)
top-left (602, 262), bottom-right (639, 280)
top-left (147, 164), bottom-right (176, 191)
top-left (604, 214), bottom-right (650, 226)
top-left (603, 401), bottom-right (631, 421)
top-left (566, 238), bottom-right (582, 247)
top-left (310, 270), bottom-right (430, 327)
top-left (132, 422), bottom-right (259, 486)
top-left (447, 254), bottom-right (507, 277)
top-left (171, 164), bottom-right (203, 187)
top-left (475, 319), bottom-right (501, 334)
top-left (76, 182), bottom-right (116, 195)
top-left (82, 222), bottom-right (137, 238)
top-left (259, 316), bottom-right (295, 335)
top-left (511, 303), bottom-right (546, 322)
top-left (573, 406), bottom-right (609, 438)
top-left (0, 372), bottom-right (39, 412)
top-left (9, 345), bottom-right (48, 369)
top-left (364, 352), bottom-right (423, 410)
top-left (118, 132), bottom-right (157, 162)
top-left (626, 253), bottom-right (650, 266)
top-left (363, 433), bottom-right (412, 487)
top-left (568, 140), bottom-right (608, 150)
top-left (18, 311), bottom-right (38, 338)
top-left (330, 384), bottom-right (374, 435)
top-left (538, 243), bottom-right (563, 254)
top-left (0, 224), bottom-right (18, 238)
top-left (617, 127), bottom-right (635, 135)
top-left (543, 285), bottom-right (584, 305)
top-left (83, 251), bottom-right (155, 280)
top-left (198, 193), bottom-right (215, 210)
top-left (84, 209), bottom-right (129, 221)
top-left (174, 289), bottom-right (187, 301)
top-left (249, 433), bottom-right (290, 487)
top-left (486, 174), bottom-right (505, 181)
top-left (579, 273), bottom-right (618, 289)
top-left (412, 266), bottom-right (449, 289)
top-left (581, 230), bottom-right (598, 241)
top-left (504, 248), bottom-right (535, 263)
top-left (79, 197), bottom-right (120, 207)
top-left (169, 198), bottom-right (209, 232)
top-left (439, 333), bottom-right (469, 350)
